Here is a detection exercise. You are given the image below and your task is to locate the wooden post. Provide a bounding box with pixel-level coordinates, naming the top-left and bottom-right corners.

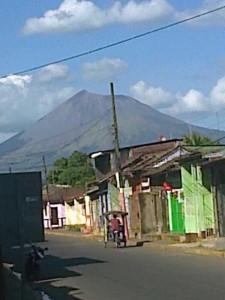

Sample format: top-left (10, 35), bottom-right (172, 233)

top-left (110, 82), bottom-right (129, 239)
top-left (43, 156), bottom-right (52, 230)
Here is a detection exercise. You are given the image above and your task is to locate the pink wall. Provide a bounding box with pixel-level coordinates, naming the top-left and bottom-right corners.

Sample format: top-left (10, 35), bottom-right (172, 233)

top-left (43, 203), bottom-right (66, 229)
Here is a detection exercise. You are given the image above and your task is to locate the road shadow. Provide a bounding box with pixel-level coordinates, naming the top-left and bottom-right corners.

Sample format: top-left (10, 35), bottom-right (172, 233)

top-left (126, 240), bottom-right (151, 248)
top-left (37, 255), bottom-right (105, 280)
top-left (4, 247), bottom-right (105, 300)
top-left (34, 281), bottom-right (83, 300)
top-left (34, 255), bottom-right (105, 299)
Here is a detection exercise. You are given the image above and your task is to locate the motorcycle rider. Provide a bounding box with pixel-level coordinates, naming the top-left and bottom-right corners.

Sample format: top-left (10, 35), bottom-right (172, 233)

top-left (110, 214), bottom-right (121, 242)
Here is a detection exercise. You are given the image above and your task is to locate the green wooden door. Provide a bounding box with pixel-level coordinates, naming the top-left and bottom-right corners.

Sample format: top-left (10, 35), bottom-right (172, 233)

top-left (169, 193), bottom-right (185, 234)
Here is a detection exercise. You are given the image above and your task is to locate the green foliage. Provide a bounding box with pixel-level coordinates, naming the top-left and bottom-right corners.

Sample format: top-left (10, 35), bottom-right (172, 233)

top-left (48, 151), bottom-right (95, 187)
top-left (54, 157), bottom-right (68, 169)
top-left (183, 133), bottom-right (219, 146)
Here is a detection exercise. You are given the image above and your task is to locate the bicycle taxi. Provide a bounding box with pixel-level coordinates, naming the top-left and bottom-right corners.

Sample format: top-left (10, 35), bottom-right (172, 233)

top-left (103, 210), bottom-right (128, 248)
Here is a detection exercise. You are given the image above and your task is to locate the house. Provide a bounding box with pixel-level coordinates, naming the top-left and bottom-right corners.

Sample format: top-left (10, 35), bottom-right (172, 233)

top-left (43, 185), bottom-right (66, 229)
top-left (89, 139), bottom-right (183, 179)
top-left (88, 139), bottom-right (183, 238)
top-left (63, 187), bottom-right (86, 230)
top-left (144, 145), bottom-right (225, 242)
top-left (195, 152), bottom-right (225, 238)
top-left (178, 153), bottom-right (214, 241)
top-left (88, 139), bottom-right (225, 242)
top-left (43, 185), bottom-right (88, 231)
top-left (137, 145), bottom-right (187, 237)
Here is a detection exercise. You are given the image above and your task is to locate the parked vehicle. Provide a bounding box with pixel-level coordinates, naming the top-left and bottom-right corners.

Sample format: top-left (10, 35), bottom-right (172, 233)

top-left (25, 244), bottom-right (48, 281)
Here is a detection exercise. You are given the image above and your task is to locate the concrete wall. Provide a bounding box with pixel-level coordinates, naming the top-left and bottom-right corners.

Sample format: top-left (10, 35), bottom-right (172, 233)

top-left (65, 200), bottom-right (86, 226)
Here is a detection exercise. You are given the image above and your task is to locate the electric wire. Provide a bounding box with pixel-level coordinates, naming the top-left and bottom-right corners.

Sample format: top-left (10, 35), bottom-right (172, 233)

top-left (1, 112), bottom-right (113, 169)
top-left (183, 108), bottom-right (225, 127)
top-left (12, 107), bottom-right (113, 151)
top-left (3, 102), bottom-right (225, 170)
top-left (1, 5), bottom-right (225, 78)
top-left (1, 5), bottom-right (225, 171)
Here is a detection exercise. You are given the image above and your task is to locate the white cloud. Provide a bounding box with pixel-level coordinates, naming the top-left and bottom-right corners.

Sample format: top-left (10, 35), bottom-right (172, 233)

top-left (36, 64), bottom-right (70, 82)
top-left (22, 0), bottom-right (174, 35)
top-left (166, 90), bottom-right (208, 115)
top-left (130, 80), bottom-right (175, 109)
top-left (0, 64), bottom-right (76, 135)
top-left (210, 76), bottom-right (225, 108)
top-left (111, 0), bottom-right (173, 24)
top-left (82, 58), bottom-right (127, 81)
top-left (175, 0), bottom-right (225, 27)
top-left (130, 76), bottom-right (225, 116)
top-left (0, 75), bottom-right (32, 88)
top-left (22, 0), bottom-right (225, 35)
top-left (181, 90), bottom-right (206, 112)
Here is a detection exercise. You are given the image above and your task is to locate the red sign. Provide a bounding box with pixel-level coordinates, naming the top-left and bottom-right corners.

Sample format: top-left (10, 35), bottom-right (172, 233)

top-left (163, 182), bottom-right (172, 191)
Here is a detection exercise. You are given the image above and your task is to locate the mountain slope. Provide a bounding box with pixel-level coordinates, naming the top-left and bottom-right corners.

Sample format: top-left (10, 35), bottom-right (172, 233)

top-left (0, 90), bottom-right (222, 172)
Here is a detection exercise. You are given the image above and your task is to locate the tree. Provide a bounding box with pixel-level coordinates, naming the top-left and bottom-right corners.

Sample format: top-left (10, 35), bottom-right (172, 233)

top-left (48, 151), bottom-right (95, 187)
top-left (183, 132), bottom-right (219, 146)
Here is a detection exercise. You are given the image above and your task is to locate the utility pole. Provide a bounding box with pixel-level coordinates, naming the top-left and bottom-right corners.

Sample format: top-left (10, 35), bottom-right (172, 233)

top-left (43, 156), bottom-right (52, 230)
top-left (187, 111), bottom-right (192, 140)
top-left (216, 112), bottom-right (220, 140)
top-left (110, 82), bottom-right (129, 239)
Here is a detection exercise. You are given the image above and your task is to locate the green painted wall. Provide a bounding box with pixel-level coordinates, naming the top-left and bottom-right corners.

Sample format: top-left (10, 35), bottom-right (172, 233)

top-left (181, 162), bottom-right (214, 234)
top-left (199, 167), bottom-right (214, 230)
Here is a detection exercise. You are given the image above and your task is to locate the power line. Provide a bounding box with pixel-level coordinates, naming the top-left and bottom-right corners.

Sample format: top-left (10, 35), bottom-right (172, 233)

top-left (183, 108), bottom-right (225, 125)
top-left (1, 5), bottom-right (225, 79)
top-left (12, 107), bottom-right (112, 151)
top-left (0, 107), bottom-right (112, 163)
top-left (3, 129), bottom-right (113, 172)
top-left (1, 98), bottom-right (225, 169)
top-left (0, 111), bottom-right (113, 167)
top-left (6, 133), bottom-right (225, 173)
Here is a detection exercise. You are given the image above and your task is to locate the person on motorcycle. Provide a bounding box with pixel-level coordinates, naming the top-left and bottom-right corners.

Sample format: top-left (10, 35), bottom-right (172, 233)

top-left (110, 214), bottom-right (121, 242)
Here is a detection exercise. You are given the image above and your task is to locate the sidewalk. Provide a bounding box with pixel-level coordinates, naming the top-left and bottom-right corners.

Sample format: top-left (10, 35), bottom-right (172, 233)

top-left (45, 229), bottom-right (225, 258)
top-left (144, 238), bottom-right (225, 258)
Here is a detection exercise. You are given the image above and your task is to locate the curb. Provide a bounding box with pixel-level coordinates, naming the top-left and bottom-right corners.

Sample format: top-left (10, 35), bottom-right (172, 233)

top-left (45, 230), bottom-right (102, 240)
top-left (184, 247), bottom-right (225, 258)
top-left (146, 242), bottom-right (225, 258)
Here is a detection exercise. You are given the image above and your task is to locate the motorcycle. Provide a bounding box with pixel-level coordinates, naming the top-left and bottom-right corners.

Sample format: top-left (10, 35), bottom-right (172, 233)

top-left (24, 244), bottom-right (48, 281)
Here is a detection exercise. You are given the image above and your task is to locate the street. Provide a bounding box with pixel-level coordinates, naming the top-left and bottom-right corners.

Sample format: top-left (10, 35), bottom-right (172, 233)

top-left (30, 234), bottom-right (225, 300)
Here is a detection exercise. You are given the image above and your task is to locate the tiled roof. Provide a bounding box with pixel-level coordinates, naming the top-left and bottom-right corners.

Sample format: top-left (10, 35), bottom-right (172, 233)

top-left (43, 185), bottom-right (85, 203)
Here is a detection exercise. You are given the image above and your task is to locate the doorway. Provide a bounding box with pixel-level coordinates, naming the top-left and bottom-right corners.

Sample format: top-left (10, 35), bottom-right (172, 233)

top-left (51, 207), bottom-right (59, 225)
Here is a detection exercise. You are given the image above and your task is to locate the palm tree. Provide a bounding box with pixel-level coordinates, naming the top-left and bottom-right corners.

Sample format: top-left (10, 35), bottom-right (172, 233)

top-left (183, 132), bottom-right (218, 146)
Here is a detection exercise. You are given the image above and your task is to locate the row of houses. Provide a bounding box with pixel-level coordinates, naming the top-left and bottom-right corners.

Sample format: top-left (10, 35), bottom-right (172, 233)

top-left (43, 139), bottom-right (225, 242)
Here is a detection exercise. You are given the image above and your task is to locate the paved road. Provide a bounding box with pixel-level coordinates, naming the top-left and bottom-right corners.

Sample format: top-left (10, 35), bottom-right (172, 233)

top-left (32, 234), bottom-right (225, 300)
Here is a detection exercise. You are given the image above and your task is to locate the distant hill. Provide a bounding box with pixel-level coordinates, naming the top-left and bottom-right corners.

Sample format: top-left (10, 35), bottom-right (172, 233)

top-left (0, 90), bottom-right (223, 172)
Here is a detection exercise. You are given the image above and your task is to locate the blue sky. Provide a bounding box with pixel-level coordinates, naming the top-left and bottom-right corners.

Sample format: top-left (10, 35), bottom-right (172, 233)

top-left (1, 0), bottom-right (225, 142)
